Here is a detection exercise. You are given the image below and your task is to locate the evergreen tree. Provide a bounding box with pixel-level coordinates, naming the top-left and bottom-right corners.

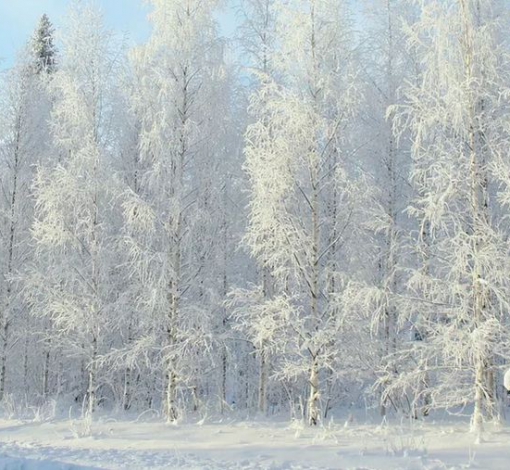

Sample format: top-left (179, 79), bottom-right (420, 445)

top-left (30, 14), bottom-right (57, 74)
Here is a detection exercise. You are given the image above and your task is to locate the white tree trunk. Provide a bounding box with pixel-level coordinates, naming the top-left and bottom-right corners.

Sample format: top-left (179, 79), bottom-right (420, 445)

top-left (308, 356), bottom-right (320, 426)
top-left (258, 346), bottom-right (268, 414)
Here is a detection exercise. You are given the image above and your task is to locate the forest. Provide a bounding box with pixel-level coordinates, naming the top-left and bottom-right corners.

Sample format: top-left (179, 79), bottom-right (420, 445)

top-left (1, 0), bottom-right (510, 446)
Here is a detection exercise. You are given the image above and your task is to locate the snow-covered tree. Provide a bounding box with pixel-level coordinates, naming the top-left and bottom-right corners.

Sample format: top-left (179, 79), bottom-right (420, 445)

top-left (243, 0), bottom-right (367, 425)
top-left (0, 13), bottom-right (58, 401)
top-left (28, 3), bottom-right (122, 416)
top-left (30, 14), bottom-right (57, 74)
top-left (124, 0), bottom-right (232, 421)
top-left (356, 0), bottom-right (420, 417)
top-left (233, 0), bottom-right (280, 416)
top-left (391, 0), bottom-right (510, 437)
top-left (0, 61), bottom-right (37, 401)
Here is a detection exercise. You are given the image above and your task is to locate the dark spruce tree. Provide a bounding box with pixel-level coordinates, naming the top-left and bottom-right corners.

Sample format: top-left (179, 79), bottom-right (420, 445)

top-left (30, 14), bottom-right (57, 74)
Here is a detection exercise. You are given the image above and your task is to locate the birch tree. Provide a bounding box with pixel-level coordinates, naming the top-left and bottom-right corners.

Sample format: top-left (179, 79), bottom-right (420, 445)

top-left (126, 0), bottom-right (229, 422)
top-left (392, 0), bottom-right (510, 437)
top-left (244, 0), bottom-right (366, 425)
top-left (28, 14), bottom-right (59, 399)
top-left (234, 0), bottom-right (279, 415)
top-left (0, 60), bottom-right (37, 401)
top-left (0, 14), bottom-right (58, 401)
top-left (357, 0), bottom-right (420, 417)
top-left (28, 3), bottom-right (122, 416)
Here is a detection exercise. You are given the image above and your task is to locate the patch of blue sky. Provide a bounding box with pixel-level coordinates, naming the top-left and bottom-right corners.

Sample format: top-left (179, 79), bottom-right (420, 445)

top-left (0, 0), bottom-right (239, 70)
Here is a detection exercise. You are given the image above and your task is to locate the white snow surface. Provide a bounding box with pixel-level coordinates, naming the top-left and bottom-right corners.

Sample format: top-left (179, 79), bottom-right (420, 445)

top-left (0, 415), bottom-right (510, 470)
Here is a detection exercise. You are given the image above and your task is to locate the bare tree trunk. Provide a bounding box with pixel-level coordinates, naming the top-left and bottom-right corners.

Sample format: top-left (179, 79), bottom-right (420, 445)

top-left (164, 57), bottom-right (188, 423)
top-left (165, 366), bottom-right (178, 422)
top-left (218, 348), bottom-right (226, 409)
top-left (220, 209), bottom-right (229, 413)
top-left (0, 320), bottom-right (8, 401)
top-left (165, 251), bottom-right (180, 422)
top-left (308, 169), bottom-right (321, 426)
top-left (87, 335), bottom-right (97, 416)
top-left (258, 263), bottom-right (274, 414)
top-left (122, 317), bottom-right (137, 411)
top-left (258, 346), bottom-right (268, 414)
top-left (42, 339), bottom-right (51, 397)
top-left (306, 2), bottom-right (322, 426)
top-left (123, 356), bottom-right (132, 410)
top-left (308, 356), bottom-right (320, 426)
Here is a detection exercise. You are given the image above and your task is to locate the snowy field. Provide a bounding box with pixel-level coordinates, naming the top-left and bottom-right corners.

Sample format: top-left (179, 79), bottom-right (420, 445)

top-left (1, 413), bottom-right (510, 470)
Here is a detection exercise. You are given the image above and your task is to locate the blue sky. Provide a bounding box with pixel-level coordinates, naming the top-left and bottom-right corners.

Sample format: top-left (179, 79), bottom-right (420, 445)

top-left (0, 0), bottom-right (238, 70)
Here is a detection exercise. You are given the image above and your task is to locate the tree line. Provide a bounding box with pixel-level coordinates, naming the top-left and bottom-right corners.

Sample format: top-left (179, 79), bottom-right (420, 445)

top-left (1, 0), bottom-right (510, 438)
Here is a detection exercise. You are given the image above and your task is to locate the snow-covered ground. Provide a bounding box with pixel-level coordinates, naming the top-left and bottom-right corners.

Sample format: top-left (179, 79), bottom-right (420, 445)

top-left (1, 413), bottom-right (510, 470)
top-left (0, 413), bottom-right (510, 470)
